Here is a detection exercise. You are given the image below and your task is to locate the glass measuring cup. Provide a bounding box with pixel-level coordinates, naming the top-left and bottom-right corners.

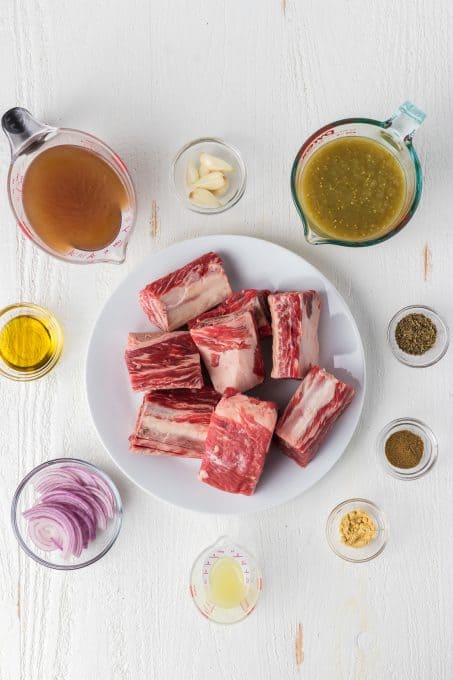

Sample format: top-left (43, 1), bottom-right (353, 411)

top-left (291, 101), bottom-right (426, 247)
top-left (189, 536), bottom-right (262, 624)
top-left (2, 107), bottom-right (136, 264)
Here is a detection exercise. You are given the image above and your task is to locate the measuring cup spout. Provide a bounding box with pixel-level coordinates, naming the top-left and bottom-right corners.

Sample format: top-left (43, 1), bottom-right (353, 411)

top-left (1, 107), bottom-right (56, 159)
top-left (304, 226), bottom-right (330, 245)
top-left (385, 101), bottom-right (426, 143)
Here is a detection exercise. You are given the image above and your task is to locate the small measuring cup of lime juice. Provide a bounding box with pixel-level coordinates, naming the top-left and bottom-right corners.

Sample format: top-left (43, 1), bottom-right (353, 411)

top-left (190, 536), bottom-right (262, 624)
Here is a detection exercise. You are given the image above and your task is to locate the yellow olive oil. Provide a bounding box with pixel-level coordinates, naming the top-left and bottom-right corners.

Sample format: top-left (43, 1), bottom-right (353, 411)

top-left (298, 137), bottom-right (407, 242)
top-left (0, 315), bottom-right (57, 371)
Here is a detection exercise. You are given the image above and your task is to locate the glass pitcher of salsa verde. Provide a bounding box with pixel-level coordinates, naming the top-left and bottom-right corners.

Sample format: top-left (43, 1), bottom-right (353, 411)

top-left (291, 101), bottom-right (425, 247)
top-left (2, 107), bottom-right (136, 264)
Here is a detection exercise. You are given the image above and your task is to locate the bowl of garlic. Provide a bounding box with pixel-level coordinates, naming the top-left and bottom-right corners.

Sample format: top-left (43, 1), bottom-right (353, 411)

top-left (172, 138), bottom-right (246, 213)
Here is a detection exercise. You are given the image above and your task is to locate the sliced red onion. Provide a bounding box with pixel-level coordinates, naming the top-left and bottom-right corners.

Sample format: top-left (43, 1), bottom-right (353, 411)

top-left (24, 504), bottom-right (83, 558)
top-left (42, 486), bottom-right (107, 531)
top-left (40, 488), bottom-right (97, 525)
top-left (62, 465), bottom-right (116, 507)
top-left (81, 485), bottom-right (114, 522)
top-left (40, 497), bottom-right (97, 543)
top-left (24, 463), bottom-right (116, 559)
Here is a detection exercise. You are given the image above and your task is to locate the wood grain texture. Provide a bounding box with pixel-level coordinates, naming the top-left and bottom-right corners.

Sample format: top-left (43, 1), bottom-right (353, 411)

top-left (1, 0), bottom-right (452, 678)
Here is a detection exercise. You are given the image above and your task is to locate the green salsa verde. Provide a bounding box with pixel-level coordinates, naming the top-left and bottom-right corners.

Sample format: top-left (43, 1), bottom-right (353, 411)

top-left (298, 137), bottom-right (407, 242)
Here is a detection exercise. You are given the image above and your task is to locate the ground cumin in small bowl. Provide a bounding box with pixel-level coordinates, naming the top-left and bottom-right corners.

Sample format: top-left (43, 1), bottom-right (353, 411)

top-left (377, 418), bottom-right (438, 480)
top-left (387, 305), bottom-right (449, 368)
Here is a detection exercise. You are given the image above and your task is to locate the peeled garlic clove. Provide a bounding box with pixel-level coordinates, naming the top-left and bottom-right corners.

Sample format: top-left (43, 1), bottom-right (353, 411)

top-left (189, 188), bottom-right (221, 207)
top-left (213, 175), bottom-right (229, 197)
top-left (186, 160), bottom-right (199, 185)
top-left (199, 153), bottom-right (234, 174)
top-left (199, 163), bottom-right (210, 178)
top-left (193, 171), bottom-right (226, 191)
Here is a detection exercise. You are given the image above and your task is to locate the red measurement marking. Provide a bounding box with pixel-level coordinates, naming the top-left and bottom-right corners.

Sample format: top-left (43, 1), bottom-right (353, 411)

top-left (241, 599), bottom-right (249, 611)
top-left (203, 603), bottom-right (215, 616)
top-left (300, 126), bottom-right (335, 162)
top-left (113, 153), bottom-right (128, 172)
top-left (112, 240), bottom-right (122, 248)
top-left (18, 221), bottom-right (32, 238)
top-left (122, 225), bottom-right (131, 233)
top-left (80, 137), bottom-right (96, 150)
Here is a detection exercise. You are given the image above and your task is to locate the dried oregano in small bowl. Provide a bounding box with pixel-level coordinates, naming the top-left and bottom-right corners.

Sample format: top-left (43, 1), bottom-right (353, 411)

top-left (387, 305), bottom-right (449, 367)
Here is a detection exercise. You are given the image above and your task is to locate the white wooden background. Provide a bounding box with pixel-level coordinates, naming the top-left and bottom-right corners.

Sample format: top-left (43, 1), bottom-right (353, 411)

top-left (0, 1), bottom-right (452, 678)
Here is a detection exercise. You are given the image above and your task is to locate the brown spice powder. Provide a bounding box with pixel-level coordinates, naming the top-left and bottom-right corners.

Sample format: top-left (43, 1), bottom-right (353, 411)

top-left (385, 430), bottom-right (424, 469)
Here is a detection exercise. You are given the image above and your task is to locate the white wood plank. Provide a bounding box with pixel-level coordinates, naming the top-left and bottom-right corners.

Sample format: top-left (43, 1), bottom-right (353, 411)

top-left (0, 0), bottom-right (452, 678)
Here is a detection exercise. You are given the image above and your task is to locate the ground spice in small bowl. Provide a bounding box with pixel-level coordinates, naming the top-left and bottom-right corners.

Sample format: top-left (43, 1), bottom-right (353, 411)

top-left (384, 430), bottom-right (424, 469)
top-left (395, 313), bottom-right (437, 355)
top-left (339, 510), bottom-right (376, 548)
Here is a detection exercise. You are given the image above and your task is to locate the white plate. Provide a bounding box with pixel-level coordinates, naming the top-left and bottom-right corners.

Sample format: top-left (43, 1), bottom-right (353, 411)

top-left (86, 235), bottom-right (366, 514)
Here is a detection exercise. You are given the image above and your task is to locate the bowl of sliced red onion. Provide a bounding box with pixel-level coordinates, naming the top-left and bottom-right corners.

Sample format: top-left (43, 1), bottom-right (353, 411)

top-left (11, 458), bottom-right (122, 569)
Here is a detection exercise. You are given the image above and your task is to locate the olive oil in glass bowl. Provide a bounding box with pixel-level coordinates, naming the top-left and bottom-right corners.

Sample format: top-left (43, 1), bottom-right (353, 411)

top-left (0, 303), bottom-right (63, 381)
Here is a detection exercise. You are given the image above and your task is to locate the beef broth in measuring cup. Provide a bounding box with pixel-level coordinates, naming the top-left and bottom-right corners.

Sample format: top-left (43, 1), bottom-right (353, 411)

top-left (22, 145), bottom-right (130, 254)
top-left (2, 107), bottom-right (136, 263)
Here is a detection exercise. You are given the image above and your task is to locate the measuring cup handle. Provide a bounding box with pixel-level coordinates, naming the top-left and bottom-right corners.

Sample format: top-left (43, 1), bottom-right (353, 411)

top-left (386, 101), bottom-right (426, 143)
top-left (1, 107), bottom-right (55, 159)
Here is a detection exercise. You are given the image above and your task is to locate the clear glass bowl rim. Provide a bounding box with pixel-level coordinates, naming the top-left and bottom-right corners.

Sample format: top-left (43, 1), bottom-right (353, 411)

top-left (171, 137), bottom-right (247, 214)
top-left (11, 457), bottom-right (123, 570)
top-left (290, 116), bottom-right (423, 247)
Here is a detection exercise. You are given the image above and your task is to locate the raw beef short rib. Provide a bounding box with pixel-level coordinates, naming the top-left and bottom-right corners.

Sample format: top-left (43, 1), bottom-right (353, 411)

top-left (199, 388), bottom-right (278, 495)
top-left (129, 387), bottom-right (220, 457)
top-left (125, 331), bottom-right (203, 392)
top-left (139, 251), bottom-right (232, 331)
top-left (269, 291), bottom-right (321, 379)
top-left (188, 289), bottom-right (272, 338)
top-left (275, 366), bottom-right (355, 467)
top-left (190, 310), bottom-right (265, 394)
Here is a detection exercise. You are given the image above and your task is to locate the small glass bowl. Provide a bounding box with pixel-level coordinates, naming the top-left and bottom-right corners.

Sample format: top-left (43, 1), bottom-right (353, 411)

top-left (326, 499), bottom-right (387, 563)
top-left (11, 458), bottom-right (122, 570)
top-left (387, 305), bottom-right (449, 367)
top-left (376, 417), bottom-right (437, 480)
top-left (172, 137), bottom-right (246, 214)
top-left (0, 303), bottom-right (64, 381)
